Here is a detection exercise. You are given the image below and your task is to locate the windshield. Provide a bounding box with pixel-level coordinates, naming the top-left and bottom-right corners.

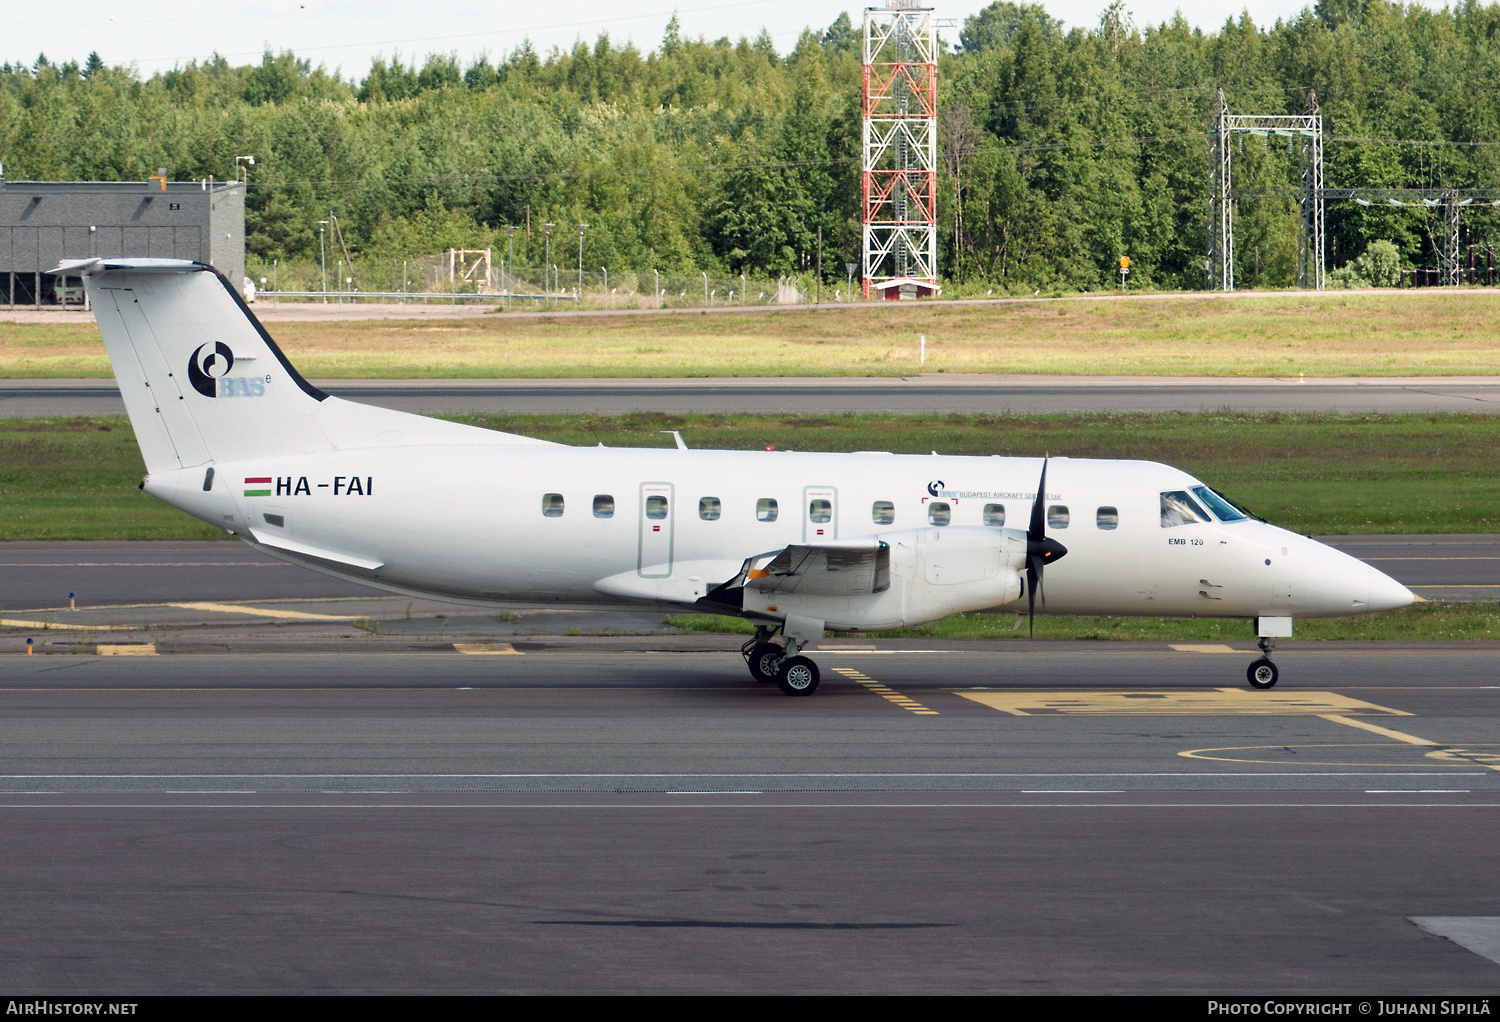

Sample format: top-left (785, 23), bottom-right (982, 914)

top-left (1160, 490), bottom-right (1212, 528)
top-left (1191, 485), bottom-right (1248, 522)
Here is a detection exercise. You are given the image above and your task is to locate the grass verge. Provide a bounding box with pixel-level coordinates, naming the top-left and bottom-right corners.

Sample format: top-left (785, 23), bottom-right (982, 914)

top-left (6, 291), bottom-right (1500, 378)
top-left (3, 410), bottom-right (1498, 539)
top-left (667, 600), bottom-right (1499, 642)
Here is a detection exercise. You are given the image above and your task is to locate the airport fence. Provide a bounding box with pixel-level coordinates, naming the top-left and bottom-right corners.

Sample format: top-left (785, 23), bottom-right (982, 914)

top-left (248, 257), bottom-right (868, 309)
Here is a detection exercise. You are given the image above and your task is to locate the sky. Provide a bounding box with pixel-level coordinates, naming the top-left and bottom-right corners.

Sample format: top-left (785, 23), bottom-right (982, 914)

top-left (9, 1), bottom-right (1387, 78)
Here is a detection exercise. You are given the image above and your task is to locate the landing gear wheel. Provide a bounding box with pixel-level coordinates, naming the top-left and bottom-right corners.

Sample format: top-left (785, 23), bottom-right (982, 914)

top-left (776, 656), bottom-right (820, 697)
top-left (747, 642), bottom-right (783, 683)
top-left (1247, 658), bottom-right (1279, 689)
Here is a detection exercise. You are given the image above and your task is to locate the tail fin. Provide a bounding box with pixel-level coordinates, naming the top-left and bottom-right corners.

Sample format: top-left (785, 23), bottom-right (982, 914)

top-left (61, 258), bottom-right (548, 474)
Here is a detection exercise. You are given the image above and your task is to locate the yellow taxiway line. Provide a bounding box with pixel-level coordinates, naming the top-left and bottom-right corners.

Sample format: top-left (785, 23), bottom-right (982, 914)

top-left (831, 667), bottom-right (938, 715)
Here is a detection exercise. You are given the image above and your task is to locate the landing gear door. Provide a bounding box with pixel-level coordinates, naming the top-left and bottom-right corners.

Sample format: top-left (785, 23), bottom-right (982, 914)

top-left (638, 482), bottom-right (674, 577)
top-left (803, 486), bottom-right (837, 542)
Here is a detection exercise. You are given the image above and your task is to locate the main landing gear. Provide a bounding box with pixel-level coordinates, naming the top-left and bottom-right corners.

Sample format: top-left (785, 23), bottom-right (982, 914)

top-left (741, 626), bottom-right (821, 697)
top-left (1247, 636), bottom-right (1279, 689)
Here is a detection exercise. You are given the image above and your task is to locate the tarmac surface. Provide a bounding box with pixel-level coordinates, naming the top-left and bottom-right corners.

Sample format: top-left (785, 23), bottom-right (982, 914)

top-left (1, 646), bottom-right (1499, 993)
top-left (9, 374), bottom-right (1500, 417)
top-left (1, 537), bottom-right (1499, 992)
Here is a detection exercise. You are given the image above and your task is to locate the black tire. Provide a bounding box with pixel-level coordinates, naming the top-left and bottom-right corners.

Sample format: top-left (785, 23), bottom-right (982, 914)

top-left (747, 642), bottom-right (782, 683)
top-left (1247, 658), bottom-right (1279, 689)
top-left (775, 655), bottom-right (820, 697)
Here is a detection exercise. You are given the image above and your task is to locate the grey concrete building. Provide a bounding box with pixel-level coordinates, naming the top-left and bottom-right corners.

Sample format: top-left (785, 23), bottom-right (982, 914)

top-left (0, 176), bottom-right (245, 305)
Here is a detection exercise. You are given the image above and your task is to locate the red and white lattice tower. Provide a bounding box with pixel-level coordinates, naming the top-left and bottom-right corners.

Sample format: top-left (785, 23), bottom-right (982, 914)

top-left (862, 1), bottom-right (937, 300)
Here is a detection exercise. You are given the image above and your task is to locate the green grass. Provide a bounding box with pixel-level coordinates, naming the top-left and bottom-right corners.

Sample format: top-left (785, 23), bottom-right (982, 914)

top-left (7, 290), bottom-right (1500, 378)
top-left (668, 600), bottom-right (1500, 642)
top-left (3, 410), bottom-right (1498, 539)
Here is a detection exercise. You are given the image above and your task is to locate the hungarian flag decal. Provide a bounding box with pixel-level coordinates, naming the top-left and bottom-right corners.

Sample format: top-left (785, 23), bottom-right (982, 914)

top-left (244, 476), bottom-right (272, 497)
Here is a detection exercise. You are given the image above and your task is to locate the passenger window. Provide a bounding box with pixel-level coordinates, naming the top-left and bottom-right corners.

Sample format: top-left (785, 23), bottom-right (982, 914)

top-left (1047, 505), bottom-right (1069, 529)
top-left (593, 495), bottom-right (614, 519)
top-left (928, 501), bottom-right (951, 526)
top-left (983, 503), bottom-right (1006, 527)
top-left (756, 498), bottom-right (778, 522)
top-left (542, 493), bottom-right (565, 518)
top-left (1160, 490), bottom-right (1212, 528)
top-left (808, 498), bottom-right (832, 524)
top-left (646, 495), bottom-right (668, 520)
top-left (1097, 506), bottom-right (1119, 530)
top-left (872, 500), bottom-right (895, 525)
top-left (699, 497), bottom-right (721, 521)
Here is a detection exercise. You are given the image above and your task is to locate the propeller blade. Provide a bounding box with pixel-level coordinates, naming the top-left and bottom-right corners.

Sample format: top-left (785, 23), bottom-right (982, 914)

top-left (1023, 457), bottom-right (1067, 638)
top-left (1029, 457), bottom-right (1049, 540)
top-left (1026, 562), bottom-right (1037, 638)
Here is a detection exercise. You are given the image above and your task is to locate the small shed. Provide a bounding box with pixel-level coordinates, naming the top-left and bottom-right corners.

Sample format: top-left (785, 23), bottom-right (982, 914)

top-left (0, 175), bottom-right (245, 306)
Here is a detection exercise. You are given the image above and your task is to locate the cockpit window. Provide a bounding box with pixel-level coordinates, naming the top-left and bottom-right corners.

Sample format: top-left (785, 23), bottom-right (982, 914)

top-left (1160, 490), bottom-right (1212, 527)
top-left (1191, 485), bottom-right (1248, 522)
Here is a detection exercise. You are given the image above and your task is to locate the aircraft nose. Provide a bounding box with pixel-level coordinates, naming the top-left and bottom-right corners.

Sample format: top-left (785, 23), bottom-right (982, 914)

top-left (1367, 567), bottom-right (1416, 613)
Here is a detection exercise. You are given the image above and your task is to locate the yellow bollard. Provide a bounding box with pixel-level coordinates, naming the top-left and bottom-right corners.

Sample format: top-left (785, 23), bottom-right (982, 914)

top-left (26, 638), bottom-right (33, 655)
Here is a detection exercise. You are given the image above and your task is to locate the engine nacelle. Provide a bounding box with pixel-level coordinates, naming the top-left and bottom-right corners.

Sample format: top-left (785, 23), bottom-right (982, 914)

top-left (741, 526), bottom-right (1027, 631)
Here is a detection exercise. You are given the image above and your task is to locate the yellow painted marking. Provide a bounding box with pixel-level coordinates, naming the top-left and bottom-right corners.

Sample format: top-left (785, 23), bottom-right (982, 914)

top-left (831, 666), bottom-right (937, 715)
top-left (167, 601), bottom-right (353, 621)
top-left (1424, 747), bottom-right (1500, 771)
top-left (960, 689), bottom-right (1410, 717)
top-left (1178, 744), bottom-right (1468, 768)
top-left (818, 644), bottom-right (877, 650)
top-left (0, 618), bottom-right (137, 632)
top-left (97, 644), bottom-right (156, 656)
top-left (1319, 714), bottom-right (1438, 745)
top-left (1184, 716), bottom-right (1500, 774)
top-left (452, 642), bottom-right (521, 655)
top-left (1169, 644), bottom-right (1241, 653)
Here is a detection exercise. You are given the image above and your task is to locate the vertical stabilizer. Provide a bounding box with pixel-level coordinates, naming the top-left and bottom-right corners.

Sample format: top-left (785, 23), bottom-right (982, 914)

top-left (60, 257), bottom-right (552, 476)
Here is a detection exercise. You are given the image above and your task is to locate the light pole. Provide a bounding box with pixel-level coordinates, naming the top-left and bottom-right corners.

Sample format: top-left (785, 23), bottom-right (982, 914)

top-left (235, 156), bottom-right (255, 183)
top-left (316, 220), bottom-right (329, 302)
top-left (653, 269), bottom-right (659, 309)
top-left (601, 267), bottom-right (607, 307)
top-left (702, 271), bottom-right (708, 307)
top-left (846, 261), bottom-right (857, 302)
top-left (576, 224), bottom-right (587, 307)
top-left (816, 226), bottom-right (822, 304)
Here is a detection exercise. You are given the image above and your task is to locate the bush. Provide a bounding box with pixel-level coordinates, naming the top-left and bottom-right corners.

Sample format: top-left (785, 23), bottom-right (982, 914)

top-left (1330, 239), bottom-right (1404, 289)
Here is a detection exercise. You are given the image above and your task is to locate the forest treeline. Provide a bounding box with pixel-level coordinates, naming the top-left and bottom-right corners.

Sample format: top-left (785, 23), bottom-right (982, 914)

top-left (1, 1), bottom-right (1498, 291)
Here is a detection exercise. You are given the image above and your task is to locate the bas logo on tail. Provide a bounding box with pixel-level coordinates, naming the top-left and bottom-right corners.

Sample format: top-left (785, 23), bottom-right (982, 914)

top-left (187, 342), bottom-right (234, 397)
top-left (187, 341), bottom-right (266, 398)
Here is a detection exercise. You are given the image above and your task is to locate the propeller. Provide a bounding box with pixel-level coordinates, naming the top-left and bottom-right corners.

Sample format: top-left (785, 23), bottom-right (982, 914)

top-left (1025, 457), bottom-right (1069, 638)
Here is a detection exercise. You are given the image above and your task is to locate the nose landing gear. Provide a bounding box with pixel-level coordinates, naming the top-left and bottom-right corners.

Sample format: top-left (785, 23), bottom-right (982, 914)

top-left (1247, 636), bottom-right (1279, 689)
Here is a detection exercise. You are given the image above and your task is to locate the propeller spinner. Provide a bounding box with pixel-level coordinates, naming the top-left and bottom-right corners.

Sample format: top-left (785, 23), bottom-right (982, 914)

top-left (1025, 457), bottom-right (1068, 637)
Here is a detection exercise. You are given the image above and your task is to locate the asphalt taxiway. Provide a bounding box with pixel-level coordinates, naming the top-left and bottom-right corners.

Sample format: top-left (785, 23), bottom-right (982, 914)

top-left (9, 374), bottom-right (1500, 417)
top-left (1, 648), bottom-right (1498, 993)
top-left (2, 539), bottom-right (1500, 992)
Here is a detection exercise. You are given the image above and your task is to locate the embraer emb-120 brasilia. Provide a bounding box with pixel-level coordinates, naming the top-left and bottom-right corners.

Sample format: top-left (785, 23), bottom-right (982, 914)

top-left (56, 257), bottom-right (1414, 695)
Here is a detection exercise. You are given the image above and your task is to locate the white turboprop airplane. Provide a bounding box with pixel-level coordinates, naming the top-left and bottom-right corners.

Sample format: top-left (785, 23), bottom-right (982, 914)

top-left (56, 257), bottom-right (1414, 695)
